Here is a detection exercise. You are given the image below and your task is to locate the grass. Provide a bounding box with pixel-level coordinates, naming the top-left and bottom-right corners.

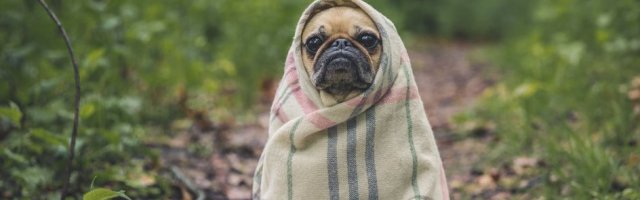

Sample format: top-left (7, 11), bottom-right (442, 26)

top-left (453, 23), bottom-right (640, 199)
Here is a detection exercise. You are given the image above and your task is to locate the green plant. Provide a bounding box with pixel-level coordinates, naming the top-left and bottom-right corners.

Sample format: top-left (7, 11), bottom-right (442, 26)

top-left (456, 0), bottom-right (640, 197)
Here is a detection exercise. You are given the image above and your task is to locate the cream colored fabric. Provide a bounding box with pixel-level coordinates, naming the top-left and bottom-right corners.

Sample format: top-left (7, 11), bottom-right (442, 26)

top-left (253, 0), bottom-right (449, 199)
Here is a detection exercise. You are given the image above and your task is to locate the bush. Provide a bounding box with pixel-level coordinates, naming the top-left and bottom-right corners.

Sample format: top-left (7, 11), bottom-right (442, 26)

top-left (0, 0), bottom-right (309, 197)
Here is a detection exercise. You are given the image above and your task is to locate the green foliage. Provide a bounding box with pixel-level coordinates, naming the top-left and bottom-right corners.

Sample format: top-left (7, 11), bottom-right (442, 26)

top-left (0, 102), bottom-right (22, 128)
top-left (83, 188), bottom-right (131, 200)
top-left (0, 1), bottom-right (399, 198)
top-left (456, 0), bottom-right (640, 198)
top-left (368, 0), bottom-right (536, 40)
top-left (0, 0), bottom-right (310, 198)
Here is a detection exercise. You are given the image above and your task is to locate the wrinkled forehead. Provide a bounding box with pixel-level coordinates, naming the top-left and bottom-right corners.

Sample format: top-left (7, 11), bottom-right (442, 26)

top-left (302, 6), bottom-right (378, 39)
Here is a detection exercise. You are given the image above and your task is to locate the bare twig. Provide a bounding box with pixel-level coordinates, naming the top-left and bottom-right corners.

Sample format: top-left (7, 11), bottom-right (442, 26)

top-left (35, 0), bottom-right (81, 199)
top-left (171, 166), bottom-right (206, 200)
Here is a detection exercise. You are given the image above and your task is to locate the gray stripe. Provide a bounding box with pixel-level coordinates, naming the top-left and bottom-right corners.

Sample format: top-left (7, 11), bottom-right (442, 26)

top-left (347, 118), bottom-right (360, 200)
top-left (375, 21), bottom-right (393, 85)
top-left (327, 126), bottom-right (339, 200)
top-left (365, 108), bottom-right (378, 200)
top-left (385, 54), bottom-right (393, 84)
top-left (287, 119), bottom-right (302, 200)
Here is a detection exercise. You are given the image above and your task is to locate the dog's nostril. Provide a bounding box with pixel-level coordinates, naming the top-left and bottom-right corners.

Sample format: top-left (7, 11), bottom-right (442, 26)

top-left (332, 39), bottom-right (352, 49)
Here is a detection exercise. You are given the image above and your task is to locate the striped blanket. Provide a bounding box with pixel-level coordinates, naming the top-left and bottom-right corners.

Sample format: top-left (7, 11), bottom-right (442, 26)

top-left (253, 0), bottom-right (449, 199)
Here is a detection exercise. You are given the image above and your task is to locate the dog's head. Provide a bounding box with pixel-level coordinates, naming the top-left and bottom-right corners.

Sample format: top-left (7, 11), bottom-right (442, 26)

top-left (301, 6), bottom-right (382, 102)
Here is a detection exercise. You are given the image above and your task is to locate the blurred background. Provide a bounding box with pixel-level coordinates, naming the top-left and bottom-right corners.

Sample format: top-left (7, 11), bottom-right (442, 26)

top-left (1, 0), bottom-right (639, 199)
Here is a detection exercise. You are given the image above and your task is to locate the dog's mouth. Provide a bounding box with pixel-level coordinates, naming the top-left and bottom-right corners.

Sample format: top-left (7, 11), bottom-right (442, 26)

top-left (313, 50), bottom-right (373, 95)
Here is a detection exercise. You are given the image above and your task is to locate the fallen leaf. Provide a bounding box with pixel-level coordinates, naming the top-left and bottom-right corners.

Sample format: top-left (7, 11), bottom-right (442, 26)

top-left (498, 176), bottom-right (518, 189)
top-left (226, 185), bottom-right (251, 200)
top-left (549, 174), bottom-right (559, 183)
top-left (518, 180), bottom-right (529, 189)
top-left (628, 90), bottom-right (640, 100)
top-left (478, 174), bottom-right (497, 190)
top-left (628, 154), bottom-right (639, 167)
top-left (491, 192), bottom-right (511, 200)
top-left (179, 185), bottom-right (192, 200)
top-left (449, 180), bottom-right (464, 190)
top-left (561, 185), bottom-right (572, 196)
top-left (632, 76), bottom-right (640, 88)
top-left (488, 168), bottom-right (500, 182)
top-left (136, 174), bottom-right (156, 187)
top-left (228, 173), bottom-right (249, 186)
top-left (227, 125), bottom-right (268, 156)
top-left (227, 153), bottom-right (258, 175)
top-left (512, 157), bottom-right (538, 175)
top-left (184, 168), bottom-right (212, 188)
top-left (127, 172), bottom-right (156, 188)
top-left (167, 133), bottom-right (190, 148)
top-left (210, 153), bottom-right (231, 191)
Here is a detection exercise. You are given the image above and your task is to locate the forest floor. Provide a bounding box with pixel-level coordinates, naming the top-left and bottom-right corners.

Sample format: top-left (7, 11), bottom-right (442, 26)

top-left (151, 40), bottom-right (510, 200)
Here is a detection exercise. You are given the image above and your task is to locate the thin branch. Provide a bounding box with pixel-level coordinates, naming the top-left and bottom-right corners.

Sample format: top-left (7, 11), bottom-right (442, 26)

top-left (35, 0), bottom-right (81, 199)
top-left (171, 166), bottom-right (206, 200)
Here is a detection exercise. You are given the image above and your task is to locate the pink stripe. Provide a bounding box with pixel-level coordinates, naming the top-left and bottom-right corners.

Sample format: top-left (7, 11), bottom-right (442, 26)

top-left (401, 49), bottom-right (410, 64)
top-left (272, 87), bottom-right (293, 122)
top-left (283, 51), bottom-right (297, 87)
top-left (284, 65), bottom-right (296, 78)
top-left (276, 109), bottom-right (289, 123)
top-left (292, 87), bottom-right (317, 113)
top-left (271, 84), bottom-right (296, 117)
top-left (285, 50), bottom-right (296, 68)
top-left (307, 112), bottom-right (336, 129)
top-left (286, 74), bottom-right (299, 86)
top-left (283, 55), bottom-right (318, 114)
top-left (272, 51), bottom-right (297, 114)
top-left (345, 96), bottom-right (366, 107)
top-left (440, 166), bottom-right (450, 200)
top-left (345, 87), bottom-right (420, 107)
top-left (379, 86), bottom-right (419, 104)
top-left (341, 87), bottom-right (418, 107)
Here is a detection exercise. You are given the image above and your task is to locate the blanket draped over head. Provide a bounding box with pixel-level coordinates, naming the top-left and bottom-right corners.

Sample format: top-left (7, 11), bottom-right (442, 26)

top-left (253, 0), bottom-right (449, 199)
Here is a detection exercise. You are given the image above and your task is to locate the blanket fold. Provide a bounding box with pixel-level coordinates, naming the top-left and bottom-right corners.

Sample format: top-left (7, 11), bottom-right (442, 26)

top-left (254, 0), bottom-right (449, 199)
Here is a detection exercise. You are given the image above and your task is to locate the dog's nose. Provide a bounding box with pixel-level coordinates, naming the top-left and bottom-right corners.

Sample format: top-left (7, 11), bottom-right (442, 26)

top-left (331, 39), bottom-right (352, 49)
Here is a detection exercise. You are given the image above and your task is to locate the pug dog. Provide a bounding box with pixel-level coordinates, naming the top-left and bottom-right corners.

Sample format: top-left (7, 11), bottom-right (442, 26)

top-left (255, 2), bottom-right (449, 198)
top-left (301, 6), bottom-right (382, 103)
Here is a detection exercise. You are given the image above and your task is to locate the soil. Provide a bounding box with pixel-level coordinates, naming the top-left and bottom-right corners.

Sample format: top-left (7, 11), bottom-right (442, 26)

top-left (154, 41), bottom-right (498, 200)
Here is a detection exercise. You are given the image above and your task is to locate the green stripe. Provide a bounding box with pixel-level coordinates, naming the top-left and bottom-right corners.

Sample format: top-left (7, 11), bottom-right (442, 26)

top-left (403, 65), bottom-right (420, 198)
top-left (270, 86), bottom-right (293, 123)
top-left (287, 119), bottom-right (303, 200)
top-left (253, 164), bottom-right (263, 199)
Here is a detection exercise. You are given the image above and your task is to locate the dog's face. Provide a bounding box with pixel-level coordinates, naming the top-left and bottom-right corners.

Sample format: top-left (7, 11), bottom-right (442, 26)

top-left (302, 6), bottom-right (381, 102)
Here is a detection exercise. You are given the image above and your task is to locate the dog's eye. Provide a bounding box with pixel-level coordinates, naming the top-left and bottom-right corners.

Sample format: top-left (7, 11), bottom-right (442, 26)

top-left (357, 33), bottom-right (378, 49)
top-left (305, 36), bottom-right (323, 54)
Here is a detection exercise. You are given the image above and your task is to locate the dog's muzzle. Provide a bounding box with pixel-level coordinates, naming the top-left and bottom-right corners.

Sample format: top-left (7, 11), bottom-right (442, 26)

top-left (313, 39), bottom-right (373, 94)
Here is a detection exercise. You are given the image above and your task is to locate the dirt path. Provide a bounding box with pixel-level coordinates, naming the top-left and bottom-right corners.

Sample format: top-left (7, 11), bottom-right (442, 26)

top-left (155, 41), bottom-right (495, 199)
top-left (408, 41), bottom-right (496, 199)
